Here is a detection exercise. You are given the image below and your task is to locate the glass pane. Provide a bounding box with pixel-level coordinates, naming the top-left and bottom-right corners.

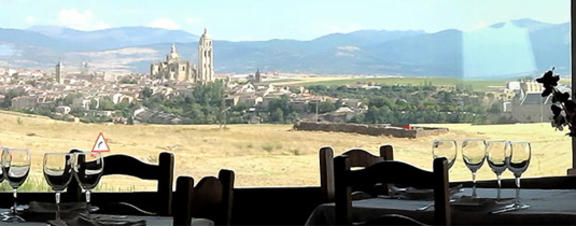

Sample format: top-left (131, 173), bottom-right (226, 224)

top-left (0, 0), bottom-right (570, 190)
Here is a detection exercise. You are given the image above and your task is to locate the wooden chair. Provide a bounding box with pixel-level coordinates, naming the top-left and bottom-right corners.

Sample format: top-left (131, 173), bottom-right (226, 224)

top-left (173, 169), bottom-right (235, 226)
top-left (67, 151), bottom-right (174, 216)
top-left (334, 156), bottom-right (450, 226)
top-left (319, 145), bottom-right (394, 202)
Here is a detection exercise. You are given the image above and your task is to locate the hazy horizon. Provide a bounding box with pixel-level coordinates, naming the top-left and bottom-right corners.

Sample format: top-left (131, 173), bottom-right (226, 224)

top-left (0, 0), bottom-right (569, 41)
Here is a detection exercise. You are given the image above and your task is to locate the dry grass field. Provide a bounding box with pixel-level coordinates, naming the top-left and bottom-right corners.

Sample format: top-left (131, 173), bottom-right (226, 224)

top-left (0, 110), bottom-right (570, 191)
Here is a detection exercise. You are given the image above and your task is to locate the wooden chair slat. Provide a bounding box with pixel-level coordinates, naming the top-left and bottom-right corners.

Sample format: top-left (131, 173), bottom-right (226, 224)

top-left (174, 169), bottom-right (235, 226)
top-left (320, 145), bottom-right (394, 202)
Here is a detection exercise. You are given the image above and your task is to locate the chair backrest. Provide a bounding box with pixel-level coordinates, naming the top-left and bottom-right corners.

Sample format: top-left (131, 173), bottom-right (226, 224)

top-left (334, 156), bottom-right (450, 226)
top-left (101, 152), bottom-right (174, 215)
top-left (174, 169), bottom-right (235, 226)
top-left (319, 145), bottom-right (394, 202)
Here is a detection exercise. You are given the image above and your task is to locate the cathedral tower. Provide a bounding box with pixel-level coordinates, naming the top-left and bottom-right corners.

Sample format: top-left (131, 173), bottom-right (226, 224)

top-left (198, 28), bottom-right (214, 83)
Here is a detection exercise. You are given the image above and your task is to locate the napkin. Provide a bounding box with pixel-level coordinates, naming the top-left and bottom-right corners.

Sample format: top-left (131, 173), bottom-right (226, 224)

top-left (27, 201), bottom-right (88, 213)
top-left (48, 213), bottom-right (146, 226)
top-left (388, 184), bottom-right (463, 200)
top-left (451, 196), bottom-right (515, 210)
top-left (23, 202), bottom-right (88, 222)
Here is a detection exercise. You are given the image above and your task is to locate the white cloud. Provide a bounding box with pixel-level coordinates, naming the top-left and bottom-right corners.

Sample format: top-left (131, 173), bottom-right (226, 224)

top-left (464, 21), bottom-right (488, 31)
top-left (25, 16), bottom-right (36, 24)
top-left (58, 9), bottom-right (109, 30)
top-left (185, 17), bottom-right (201, 25)
top-left (148, 18), bottom-right (180, 30)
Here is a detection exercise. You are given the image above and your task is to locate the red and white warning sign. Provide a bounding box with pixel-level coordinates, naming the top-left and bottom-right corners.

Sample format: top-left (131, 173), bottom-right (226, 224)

top-left (91, 132), bottom-right (110, 153)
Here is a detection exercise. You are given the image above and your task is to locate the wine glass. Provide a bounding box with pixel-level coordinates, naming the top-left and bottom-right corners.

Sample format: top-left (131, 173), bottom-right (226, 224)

top-left (432, 140), bottom-right (457, 169)
top-left (486, 140), bottom-right (509, 199)
top-left (43, 153), bottom-right (74, 222)
top-left (73, 152), bottom-right (104, 212)
top-left (507, 141), bottom-right (531, 210)
top-left (462, 139), bottom-right (486, 197)
top-left (1, 148), bottom-right (31, 222)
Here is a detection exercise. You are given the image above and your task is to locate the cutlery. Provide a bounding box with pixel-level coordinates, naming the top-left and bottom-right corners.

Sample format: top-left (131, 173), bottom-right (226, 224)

top-left (490, 204), bottom-right (528, 214)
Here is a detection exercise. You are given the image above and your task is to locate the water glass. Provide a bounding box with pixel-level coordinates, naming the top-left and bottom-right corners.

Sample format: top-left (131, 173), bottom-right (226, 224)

top-left (508, 141), bottom-right (531, 209)
top-left (1, 148), bottom-right (31, 222)
top-left (486, 140), bottom-right (509, 199)
top-left (43, 153), bottom-right (74, 221)
top-left (462, 139), bottom-right (486, 197)
top-left (73, 152), bottom-right (104, 212)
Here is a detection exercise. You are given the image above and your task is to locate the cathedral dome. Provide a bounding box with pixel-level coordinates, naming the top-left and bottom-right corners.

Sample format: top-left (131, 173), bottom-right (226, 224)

top-left (167, 44), bottom-right (180, 61)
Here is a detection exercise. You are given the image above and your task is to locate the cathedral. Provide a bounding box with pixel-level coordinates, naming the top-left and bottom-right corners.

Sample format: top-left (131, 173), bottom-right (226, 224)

top-left (150, 29), bottom-right (214, 83)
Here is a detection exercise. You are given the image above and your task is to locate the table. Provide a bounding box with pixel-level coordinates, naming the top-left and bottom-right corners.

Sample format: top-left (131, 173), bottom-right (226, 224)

top-left (306, 188), bottom-right (576, 225)
top-left (0, 213), bottom-right (173, 226)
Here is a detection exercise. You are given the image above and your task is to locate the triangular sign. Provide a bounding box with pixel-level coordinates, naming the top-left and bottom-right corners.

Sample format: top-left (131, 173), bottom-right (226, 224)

top-left (91, 132), bottom-right (110, 153)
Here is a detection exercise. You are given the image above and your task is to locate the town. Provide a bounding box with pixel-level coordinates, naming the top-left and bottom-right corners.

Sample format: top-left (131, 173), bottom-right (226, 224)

top-left (0, 29), bottom-right (568, 126)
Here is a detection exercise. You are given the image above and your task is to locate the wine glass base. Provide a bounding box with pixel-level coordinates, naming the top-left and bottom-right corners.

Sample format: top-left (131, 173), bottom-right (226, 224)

top-left (87, 205), bottom-right (100, 213)
top-left (514, 203), bottom-right (530, 210)
top-left (2, 214), bottom-right (25, 222)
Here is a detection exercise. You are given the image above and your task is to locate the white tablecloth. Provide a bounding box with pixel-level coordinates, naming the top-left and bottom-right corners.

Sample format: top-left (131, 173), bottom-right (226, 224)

top-left (306, 188), bottom-right (576, 225)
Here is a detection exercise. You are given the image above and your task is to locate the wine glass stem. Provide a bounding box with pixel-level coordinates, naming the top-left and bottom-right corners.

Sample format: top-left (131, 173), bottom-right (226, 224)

top-left (497, 174), bottom-right (502, 200)
top-left (56, 191), bottom-right (61, 221)
top-left (12, 189), bottom-right (17, 215)
top-left (472, 172), bottom-right (477, 197)
top-left (515, 176), bottom-right (521, 205)
top-left (86, 189), bottom-right (91, 206)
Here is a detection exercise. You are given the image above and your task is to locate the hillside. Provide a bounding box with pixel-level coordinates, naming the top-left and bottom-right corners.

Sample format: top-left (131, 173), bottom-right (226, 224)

top-left (0, 110), bottom-right (569, 191)
top-left (0, 18), bottom-right (569, 77)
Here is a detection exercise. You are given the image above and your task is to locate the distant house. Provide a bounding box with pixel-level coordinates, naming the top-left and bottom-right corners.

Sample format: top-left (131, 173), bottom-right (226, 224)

top-left (87, 110), bottom-right (114, 117)
top-left (507, 92), bottom-right (553, 122)
top-left (55, 106), bottom-right (71, 115)
top-left (11, 96), bottom-right (37, 109)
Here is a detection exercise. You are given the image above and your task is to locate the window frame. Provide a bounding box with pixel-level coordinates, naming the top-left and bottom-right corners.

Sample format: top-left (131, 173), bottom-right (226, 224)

top-left (570, 0), bottom-right (576, 175)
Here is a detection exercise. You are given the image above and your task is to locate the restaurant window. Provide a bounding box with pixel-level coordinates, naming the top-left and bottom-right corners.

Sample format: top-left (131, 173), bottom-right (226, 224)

top-left (0, 0), bottom-right (570, 191)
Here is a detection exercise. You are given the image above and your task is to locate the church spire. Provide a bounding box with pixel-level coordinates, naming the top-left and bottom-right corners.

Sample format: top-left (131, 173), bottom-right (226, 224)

top-left (171, 43), bottom-right (177, 54)
top-left (167, 43), bottom-right (180, 62)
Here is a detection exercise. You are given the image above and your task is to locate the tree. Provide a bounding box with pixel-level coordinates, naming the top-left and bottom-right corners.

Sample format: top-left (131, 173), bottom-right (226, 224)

top-left (270, 108), bottom-right (284, 122)
top-left (99, 97), bottom-right (115, 110)
top-left (318, 101), bottom-right (337, 114)
top-left (141, 87), bottom-right (153, 98)
top-left (488, 102), bottom-right (502, 113)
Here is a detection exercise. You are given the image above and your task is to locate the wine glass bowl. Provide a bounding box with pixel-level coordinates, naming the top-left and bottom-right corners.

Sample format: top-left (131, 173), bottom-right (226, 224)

top-left (486, 141), bottom-right (508, 181)
top-left (432, 140), bottom-right (457, 169)
top-left (1, 147), bottom-right (31, 222)
top-left (508, 142), bottom-right (531, 179)
top-left (462, 139), bottom-right (487, 173)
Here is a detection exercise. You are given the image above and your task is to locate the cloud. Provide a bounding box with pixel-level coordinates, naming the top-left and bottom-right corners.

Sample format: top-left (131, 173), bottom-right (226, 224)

top-left (58, 9), bottom-right (109, 30)
top-left (185, 17), bottom-right (201, 25)
top-left (25, 16), bottom-right (36, 24)
top-left (148, 18), bottom-right (180, 30)
top-left (464, 21), bottom-right (488, 31)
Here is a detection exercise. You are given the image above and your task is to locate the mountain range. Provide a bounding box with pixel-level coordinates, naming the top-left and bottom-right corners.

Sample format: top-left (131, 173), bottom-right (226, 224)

top-left (0, 18), bottom-right (569, 78)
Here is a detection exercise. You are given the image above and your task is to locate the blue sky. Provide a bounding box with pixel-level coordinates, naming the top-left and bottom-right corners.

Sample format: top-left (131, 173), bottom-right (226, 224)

top-left (0, 0), bottom-right (570, 41)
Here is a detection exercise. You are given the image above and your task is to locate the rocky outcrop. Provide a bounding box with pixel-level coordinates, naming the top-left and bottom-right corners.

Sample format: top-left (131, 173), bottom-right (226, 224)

top-left (293, 122), bottom-right (448, 138)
